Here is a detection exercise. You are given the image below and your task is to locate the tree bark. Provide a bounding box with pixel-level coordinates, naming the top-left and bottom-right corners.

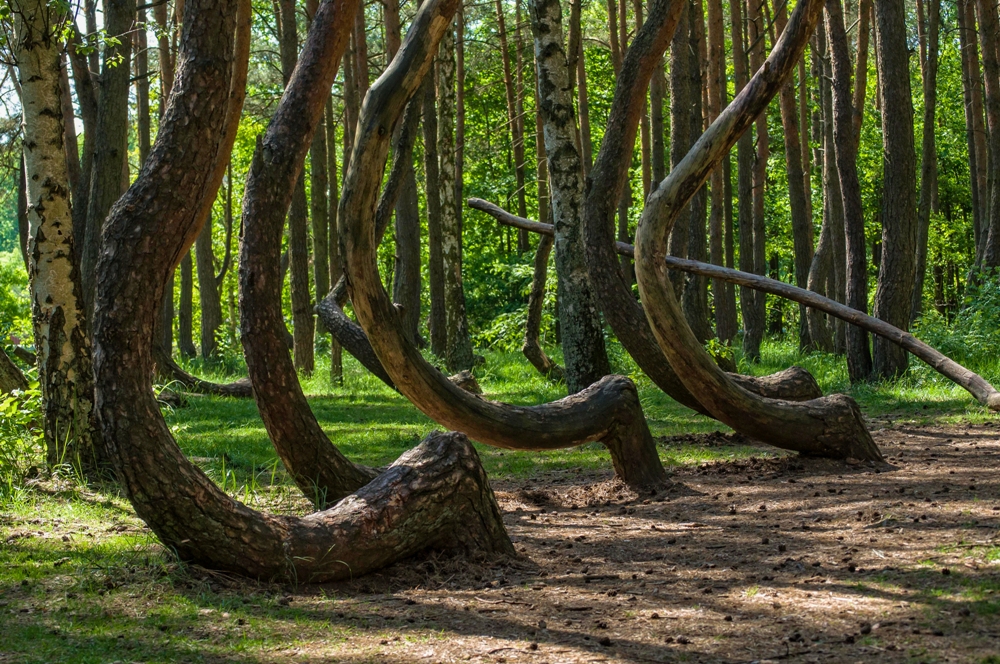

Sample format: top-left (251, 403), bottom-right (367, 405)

top-left (975, 0), bottom-right (1000, 267)
top-left (423, 75), bottom-right (447, 358)
top-left (522, 234), bottom-right (564, 380)
top-left (340, 0), bottom-right (667, 490)
top-left (529, 0), bottom-right (612, 394)
top-left (871, 0), bottom-right (917, 379)
top-left (826, 0), bottom-right (872, 382)
top-left (744, 0), bottom-right (769, 362)
top-left (821, 22), bottom-right (846, 352)
top-left (775, 3), bottom-right (813, 354)
top-left (178, 252), bottom-right (196, 358)
top-left (495, 0), bottom-right (529, 250)
top-left (911, 0), bottom-right (939, 321)
top-left (438, 20), bottom-right (474, 372)
top-left (958, 0), bottom-right (988, 257)
top-left (66, 27), bottom-right (96, 249)
top-left (14, 0), bottom-right (107, 475)
top-left (633, 0), bottom-right (882, 462)
top-left (81, 0), bottom-right (136, 316)
top-left (308, 1), bottom-right (331, 350)
top-left (668, 0), bottom-right (691, 294)
top-left (326, 100), bottom-right (344, 382)
top-left (196, 214), bottom-right (222, 358)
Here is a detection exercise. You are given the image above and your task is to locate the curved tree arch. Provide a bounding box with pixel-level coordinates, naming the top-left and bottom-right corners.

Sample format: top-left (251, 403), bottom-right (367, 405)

top-left (633, 0), bottom-right (882, 461)
top-left (340, 0), bottom-right (666, 490)
top-left (93, 0), bottom-right (512, 582)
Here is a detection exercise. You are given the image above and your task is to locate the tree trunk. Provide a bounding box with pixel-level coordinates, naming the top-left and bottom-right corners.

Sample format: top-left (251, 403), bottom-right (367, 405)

top-left (0, 347), bottom-right (28, 395)
top-left (14, 0), bottom-right (107, 476)
top-left (422, 75), bottom-right (447, 358)
top-left (326, 101), bottom-right (344, 382)
top-left (178, 252), bottom-right (196, 358)
top-left (196, 214), bottom-right (222, 358)
top-left (575, 8), bottom-right (594, 173)
top-left (744, 0), bottom-right (769, 362)
top-left (959, 0), bottom-right (988, 258)
top-left (67, 27), bottom-right (97, 250)
top-left (58, 53), bottom-right (82, 214)
top-left (633, 0), bottom-right (882, 462)
top-left (681, 0), bottom-right (713, 343)
top-left (911, 0), bottom-right (939, 321)
top-left (278, 0), bottom-right (316, 374)
top-left (871, 0), bottom-right (918, 379)
top-left (668, 0), bottom-right (691, 295)
top-left (495, 0), bottom-right (529, 250)
top-left (17, 154), bottom-right (29, 272)
top-left (81, 0), bottom-right (136, 316)
top-left (826, 0), bottom-right (872, 382)
top-left (308, 1), bottom-right (331, 350)
top-left (975, 0), bottom-right (1000, 268)
top-left (514, 0), bottom-right (531, 253)
top-left (529, 0), bottom-right (612, 394)
top-left (522, 234), bottom-right (564, 380)
top-left (775, 3), bottom-right (813, 354)
top-left (821, 34), bottom-right (847, 352)
top-left (438, 20), bottom-right (474, 372)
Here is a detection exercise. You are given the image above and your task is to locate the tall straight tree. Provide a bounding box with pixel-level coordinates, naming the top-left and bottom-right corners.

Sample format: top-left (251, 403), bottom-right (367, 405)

top-left (958, 0), bottom-right (988, 256)
top-left (495, 0), bottom-right (529, 250)
top-left (437, 17), bottom-right (474, 371)
top-left (529, 0), bottom-right (610, 394)
top-left (14, 0), bottom-right (107, 475)
top-left (667, 0), bottom-right (690, 294)
top-left (422, 75), bottom-right (447, 358)
top-left (81, 0), bottom-right (136, 315)
top-left (911, 0), bottom-right (940, 321)
top-left (975, 0), bottom-right (1000, 267)
top-left (278, 0), bottom-right (315, 373)
top-left (326, 101), bottom-right (344, 381)
top-left (307, 0), bottom-right (332, 347)
top-left (871, 0), bottom-right (918, 379)
top-left (826, 0), bottom-right (872, 381)
top-left (744, 0), bottom-right (768, 361)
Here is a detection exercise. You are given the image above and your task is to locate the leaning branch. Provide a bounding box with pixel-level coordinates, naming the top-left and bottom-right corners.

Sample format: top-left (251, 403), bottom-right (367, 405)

top-left (475, 198), bottom-right (1000, 412)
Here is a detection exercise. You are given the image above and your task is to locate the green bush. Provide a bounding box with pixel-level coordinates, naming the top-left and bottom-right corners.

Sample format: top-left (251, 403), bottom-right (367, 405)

top-left (0, 250), bottom-right (31, 344)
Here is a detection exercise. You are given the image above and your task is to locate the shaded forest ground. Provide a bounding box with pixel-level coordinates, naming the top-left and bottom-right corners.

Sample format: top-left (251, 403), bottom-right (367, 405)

top-left (1, 344), bottom-right (999, 663)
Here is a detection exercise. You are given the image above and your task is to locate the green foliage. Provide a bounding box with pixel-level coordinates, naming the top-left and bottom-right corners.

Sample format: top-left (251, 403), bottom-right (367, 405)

top-left (914, 272), bottom-right (1000, 367)
top-left (0, 376), bottom-right (43, 502)
top-left (0, 250), bottom-right (31, 343)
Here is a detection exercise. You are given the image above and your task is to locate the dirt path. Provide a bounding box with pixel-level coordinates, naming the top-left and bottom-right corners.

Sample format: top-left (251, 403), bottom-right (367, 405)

top-left (295, 422), bottom-right (1000, 663)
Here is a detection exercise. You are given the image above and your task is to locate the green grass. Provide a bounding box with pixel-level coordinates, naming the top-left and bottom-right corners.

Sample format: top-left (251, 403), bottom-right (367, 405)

top-left (3, 339), bottom-right (1000, 662)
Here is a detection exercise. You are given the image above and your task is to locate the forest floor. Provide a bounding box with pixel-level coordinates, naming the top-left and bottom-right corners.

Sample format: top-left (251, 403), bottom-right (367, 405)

top-left (2, 349), bottom-right (999, 663)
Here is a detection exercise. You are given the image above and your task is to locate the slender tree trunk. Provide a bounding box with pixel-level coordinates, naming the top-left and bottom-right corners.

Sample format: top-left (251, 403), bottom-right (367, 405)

top-left (81, 0), bottom-right (136, 315)
top-left (514, 0), bottom-right (530, 253)
top-left (195, 215), bottom-right (221, 358)
top-left (437, 24), bottom-right (473, 371)
top-left (326, 101), bottom-right (344, 382)
top-left (608, 0), bottom-right (633, 283)
top-left (58, 54), bottom-right (82, 212)
top-left (178, 252), bottom-right (196, 357)
top-left (682, 0), bottom-right (713, 342)
top-left (14, 0), bottom-right (107, 475)
top-left (911, 0), bottom-right (939, 321)
top-left (821, 35), bottom-right (847, 352)
top-left (975, 0), bottom-right (1000, 267)
top-left (744, 0), bottom-right (768, 361)
top-left (635, 0), bottom-right (651, 198)
top-left (668, 0), bottom-right (691, 295)
top-left (650, 60), bottom-right (666, 186)
top-left (17, 155), bottom-right (29, 271)
top-left (423, 75), bottom-right (447, 358)
top-left (871, 0), bottom-right (918, 379)
top-left (826, 0), bottom-right (872, 381)
top-left (66, 29), bottom-right (96, 251)
top-left (851, 0), bottom-right (871, 142)
top-left (523, 234), bottom-right (563, 379)
top-left (959, 0), bottom-right (988, 258)
top-left (775, 4), bottom-right (812, 353)
top-left (529, 0), bottom-right (611, 393)
top-left (152, 0), bottom-right (175, 358)
top-left (575, 11), bottom-right (594, 172)
top-left (496, 0), bottom-right (529, 251)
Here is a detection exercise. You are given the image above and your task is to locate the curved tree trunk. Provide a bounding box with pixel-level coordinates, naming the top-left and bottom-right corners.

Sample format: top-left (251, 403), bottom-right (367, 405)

top-left (0, 347), bottom-right (29, 395)
top-left (94, 0), bottom-right (511, 582)
top-left (633, 0), bottom-right (882, 462)
top-left (340, 0), bottom-right (667, 490)
top-left (14, 0), bottom-right (107, 476)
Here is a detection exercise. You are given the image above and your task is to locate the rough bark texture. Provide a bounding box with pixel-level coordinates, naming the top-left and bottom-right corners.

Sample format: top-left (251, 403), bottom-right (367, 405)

top-left (81, 0), bottom-right (136, 315)
top-left (871, 0), bottom-right (917, 379)
top-left (634, 0), bottom-right (882, 462)
top-left (241, 0), bottom-right (376, 505)
top-left (975, 0), bottom-right (1000, 267)
top-left (662, 256), bottom-right (1000, 411)
top-left (826, 0), bottom-right (872, 382)
top-left (437, 23), bottom-right (474, 372)
top-left (340, 0), bottom-right (666, 490)
top-left (0, 347), bottom-right (29, 394)
top-left (14, 1), bottom-right (106, 475)
top-left (94, 0), bottom-right (511, 582)
top-left (529, 0), bottom-right (611, 394)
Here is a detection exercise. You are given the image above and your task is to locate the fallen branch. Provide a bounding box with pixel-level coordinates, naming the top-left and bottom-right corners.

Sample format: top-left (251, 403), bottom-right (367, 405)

top-left (473, 199), bottom-right (1000, 412)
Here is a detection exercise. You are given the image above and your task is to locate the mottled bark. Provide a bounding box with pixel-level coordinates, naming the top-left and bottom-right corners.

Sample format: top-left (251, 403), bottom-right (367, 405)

top-left (14, 0), bottom-right (106, 475)
top-left (437, 22), bottom-right (474, 372)
top-left (81, 0), bottom-right (136, 315)
top-left (634, 0), bottom-right (882, 462)
top-left (529, 0), bottom-right (611, 393)
top-left (826, 0), bottom-right (872, 382)
top-left (871, 0), bottom-right (917, 379)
